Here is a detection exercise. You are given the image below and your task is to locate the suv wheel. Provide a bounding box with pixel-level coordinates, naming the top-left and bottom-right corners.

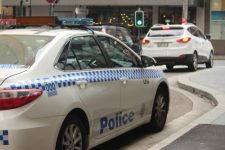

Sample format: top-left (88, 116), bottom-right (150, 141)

top-left (188, 53), bottom-right (198, 71)
top-left (206, 52), bottom-right (213, 68)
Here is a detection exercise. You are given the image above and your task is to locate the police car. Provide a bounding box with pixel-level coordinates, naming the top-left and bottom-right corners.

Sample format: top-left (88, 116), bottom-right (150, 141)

top-left (0, 28), bottom-right (169, 150)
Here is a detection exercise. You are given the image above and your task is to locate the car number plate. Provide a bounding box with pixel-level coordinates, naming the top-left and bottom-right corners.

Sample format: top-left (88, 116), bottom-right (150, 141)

top-left (157, 42), bottom-right (168, 47)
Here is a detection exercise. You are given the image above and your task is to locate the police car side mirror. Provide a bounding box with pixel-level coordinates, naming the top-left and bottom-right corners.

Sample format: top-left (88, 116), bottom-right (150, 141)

top-left (141, 55), bottom-right (156, 67)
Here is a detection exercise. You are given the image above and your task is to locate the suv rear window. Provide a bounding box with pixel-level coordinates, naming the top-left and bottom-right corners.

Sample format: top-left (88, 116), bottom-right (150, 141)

top-left (148, 27), bottom-right (184, 37)
top-left (0, 35), bottom-right (53, 67)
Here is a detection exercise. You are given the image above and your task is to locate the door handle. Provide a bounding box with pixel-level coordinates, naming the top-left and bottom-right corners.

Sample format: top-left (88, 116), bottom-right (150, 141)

top-left (120, 77), bottom-right (128, 84)
top-left (76, 80), bottom-right (88, 89)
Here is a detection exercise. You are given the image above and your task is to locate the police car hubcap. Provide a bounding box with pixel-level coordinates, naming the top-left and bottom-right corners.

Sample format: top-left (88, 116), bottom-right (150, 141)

top-left (62, 124), bottom-right (82, 150)
top-left (155, 95), bottom-right (166, 126)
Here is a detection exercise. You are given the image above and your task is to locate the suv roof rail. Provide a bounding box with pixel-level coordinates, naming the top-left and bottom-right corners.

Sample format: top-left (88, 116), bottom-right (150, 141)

top-left (181, 23), bottom-right (195, 25)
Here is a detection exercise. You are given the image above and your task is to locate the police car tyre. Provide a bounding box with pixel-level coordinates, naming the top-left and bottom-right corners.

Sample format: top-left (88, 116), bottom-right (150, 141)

top-left (206, 51), bottom-right (213, 68)
top-left (166, 65), bottom-right (173, 70)
top-left (188, 53), bottom-right (198, 72)
top-left (149, 86), bottom-right (169, 132)
top-left (56, 116), bottom-right (88, 150)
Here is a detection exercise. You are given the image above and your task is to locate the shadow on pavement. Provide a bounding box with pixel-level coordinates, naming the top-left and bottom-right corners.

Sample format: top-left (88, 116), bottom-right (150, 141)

top-left (91, 124), bottom-right (154, 150)
top-left (162, 124), bottom-right (225, 150)
top-left (163, 67), bottom-right (205, 73)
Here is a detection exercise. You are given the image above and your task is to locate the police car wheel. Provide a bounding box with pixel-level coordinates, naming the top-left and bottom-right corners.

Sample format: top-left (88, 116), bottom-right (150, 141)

top-left (56, 116), bottom-right (87, 150)
top-left (150, 87), bottom-right (168, 132)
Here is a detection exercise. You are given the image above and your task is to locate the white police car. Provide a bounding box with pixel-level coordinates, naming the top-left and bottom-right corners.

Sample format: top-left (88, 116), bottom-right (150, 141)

top-left (142, 23), bottom-right (214, 71)
top-left (0, 28), bottom-right (169, 150)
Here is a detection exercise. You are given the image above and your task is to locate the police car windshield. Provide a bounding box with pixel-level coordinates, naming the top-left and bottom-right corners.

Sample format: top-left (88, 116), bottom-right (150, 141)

top-left (0, 35), bottom-right (53, 68)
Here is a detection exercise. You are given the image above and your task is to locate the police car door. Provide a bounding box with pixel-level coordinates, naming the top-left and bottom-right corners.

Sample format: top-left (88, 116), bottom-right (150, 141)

top-left (57, 36), bottom-right (121, 139)
top-left (97, 36), bottom-right (154, 129)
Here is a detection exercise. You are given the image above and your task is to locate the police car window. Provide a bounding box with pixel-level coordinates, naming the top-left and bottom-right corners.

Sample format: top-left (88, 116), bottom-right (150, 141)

top-left (56, 42), bottom-right (80, 71)
top-left (115, 30), bottom-right (126, 42)
top-left (71, 36), bottom-right (107, 69)
top-left (118, 27), bottom-right (134, 46)
top-left (97, 36), bottom-right (138, 68)
top-left (104, 27), bottom-right (115, 36)
top-left (0, 35), bottom-right (53, 67)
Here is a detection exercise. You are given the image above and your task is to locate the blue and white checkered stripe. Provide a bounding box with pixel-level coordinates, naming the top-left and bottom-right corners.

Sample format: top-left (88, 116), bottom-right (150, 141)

top-left (9, 69), bottom-right (161, 91)
top-left (0, 130), bottom-right (9, 145)
top-left (0, 64), bottom-right (25, 69)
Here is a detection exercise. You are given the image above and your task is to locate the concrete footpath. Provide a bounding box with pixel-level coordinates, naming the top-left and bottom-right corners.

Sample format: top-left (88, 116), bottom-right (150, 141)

top-left (149, 66), bottom-right (225, 150)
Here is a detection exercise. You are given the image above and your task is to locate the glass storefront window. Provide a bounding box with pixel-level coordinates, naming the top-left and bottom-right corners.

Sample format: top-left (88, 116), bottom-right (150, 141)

top-left (210, 0), bottom-right (225, 39)
top-left (159, 7), bottom-right (196, 25)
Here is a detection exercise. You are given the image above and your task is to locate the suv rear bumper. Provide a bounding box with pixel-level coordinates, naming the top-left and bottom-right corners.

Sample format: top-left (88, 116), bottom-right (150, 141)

top-left (154, 54), bottom-right (193, 66)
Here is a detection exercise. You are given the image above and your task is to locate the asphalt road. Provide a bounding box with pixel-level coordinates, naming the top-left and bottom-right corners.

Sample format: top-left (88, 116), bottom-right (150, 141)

top-left (91, 61), bottom-right (223, 150)
top-left (161, 60), bottom-right (225, 150)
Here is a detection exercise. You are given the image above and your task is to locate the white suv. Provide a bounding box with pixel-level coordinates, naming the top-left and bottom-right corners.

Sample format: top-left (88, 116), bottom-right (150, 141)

top-left (142, 23), bottom-right (214, 71)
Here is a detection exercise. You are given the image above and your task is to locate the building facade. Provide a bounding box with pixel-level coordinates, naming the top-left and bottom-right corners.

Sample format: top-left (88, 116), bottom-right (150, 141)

top-left (1, 0), bottom-right (206, 29)
top-left (210, 0), bottom-right (225, 54)
top-left (2, 0), bottom-right (224, 54)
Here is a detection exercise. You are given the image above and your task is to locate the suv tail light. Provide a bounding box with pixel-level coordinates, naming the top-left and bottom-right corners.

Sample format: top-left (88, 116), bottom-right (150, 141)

top-left (142, 39), bottom-right (150, 45)
top-left (177, 37), bottom-right (191, 43)
top-left (0, 89), bottom-right (42, 110)
top-left (162, 26), bottom-right (170, 30)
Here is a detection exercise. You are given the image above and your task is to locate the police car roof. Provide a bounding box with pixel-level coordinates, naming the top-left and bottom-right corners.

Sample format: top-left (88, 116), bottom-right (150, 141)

top-left (0, 28), bottom-right (90, 36)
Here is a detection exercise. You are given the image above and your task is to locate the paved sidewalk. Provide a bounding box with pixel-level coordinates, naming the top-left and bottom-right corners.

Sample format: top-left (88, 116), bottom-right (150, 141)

top-left (214, 55), bottom-right (225, 60)
top-left (149, 66), bottom-right (225, 150)
top-left (179, 67), bottom-right (225, 125)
